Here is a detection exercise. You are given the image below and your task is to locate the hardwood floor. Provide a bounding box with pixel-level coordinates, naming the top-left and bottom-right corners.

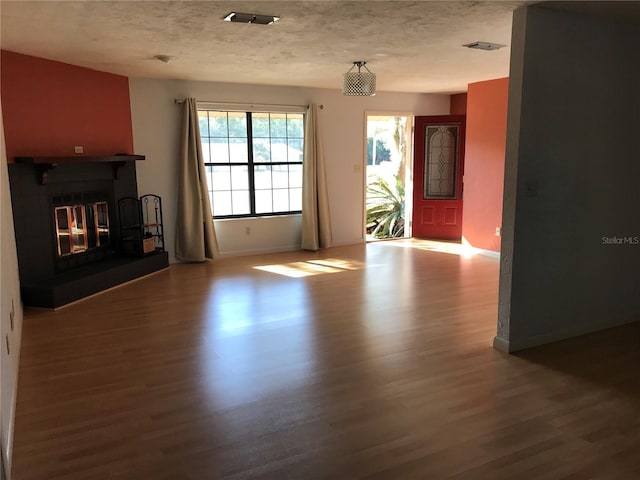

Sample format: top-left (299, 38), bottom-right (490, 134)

top-left (11, 240), bottom-right (640, 479)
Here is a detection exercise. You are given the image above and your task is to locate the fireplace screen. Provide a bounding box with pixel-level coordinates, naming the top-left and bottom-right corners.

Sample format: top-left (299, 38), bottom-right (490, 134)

top-left (93, 202), bottom-right (110, 246)
top-left (54, 201), bottom-right (110, 256)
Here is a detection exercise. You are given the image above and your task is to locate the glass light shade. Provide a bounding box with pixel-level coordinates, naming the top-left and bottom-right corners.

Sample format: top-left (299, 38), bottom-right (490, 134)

top-left (343, 72), bottom-right (376, 96)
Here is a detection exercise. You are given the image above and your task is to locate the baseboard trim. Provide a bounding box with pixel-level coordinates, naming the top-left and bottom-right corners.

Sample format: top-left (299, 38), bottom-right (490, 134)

top-left (330, 239), bottom-right (366, 247)
top-left (218, 239), bottom-right (370, 257)
top-left (496, 317), bottom-right (640, 353)
top-left (460, 236), bottom-right (500, 259)
top-left (493, 336), bottom-right (511, 353)
top-left (219, 245), bottom-right (302, 257)
top-left (474, 248), bottom-right (500, 259)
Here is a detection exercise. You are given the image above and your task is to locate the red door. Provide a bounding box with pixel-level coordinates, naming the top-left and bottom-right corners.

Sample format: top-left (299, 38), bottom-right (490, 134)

top-left (412, 115), bottom-right (465, 240)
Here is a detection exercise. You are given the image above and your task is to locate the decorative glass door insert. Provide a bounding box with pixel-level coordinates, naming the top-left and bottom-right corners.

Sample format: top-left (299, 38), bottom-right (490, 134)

top-left (424, 125), bottom-right (459, 199)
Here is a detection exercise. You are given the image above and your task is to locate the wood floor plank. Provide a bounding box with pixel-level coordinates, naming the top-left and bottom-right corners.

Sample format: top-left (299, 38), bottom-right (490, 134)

top-left (11, 240), bottom-right (640, 479)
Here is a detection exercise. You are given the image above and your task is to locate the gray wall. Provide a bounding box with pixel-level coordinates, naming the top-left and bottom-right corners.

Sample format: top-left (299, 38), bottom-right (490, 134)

top-left (497, 6), bottom-right (640, 351)
top-left (1, 94), bottom-right (23, 478)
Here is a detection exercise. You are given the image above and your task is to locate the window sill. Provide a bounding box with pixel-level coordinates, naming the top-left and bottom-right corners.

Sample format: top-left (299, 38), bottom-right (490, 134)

top-left (213, 213), bottom-right (302, 222)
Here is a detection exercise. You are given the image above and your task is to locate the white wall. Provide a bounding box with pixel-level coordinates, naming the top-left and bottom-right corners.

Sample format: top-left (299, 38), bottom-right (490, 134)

top-left (496, 7), bottom-right (640, 352)
top-left (128, 79), bottom-right (449, 261)
top-left (1, 97), bottom-right (24, 478)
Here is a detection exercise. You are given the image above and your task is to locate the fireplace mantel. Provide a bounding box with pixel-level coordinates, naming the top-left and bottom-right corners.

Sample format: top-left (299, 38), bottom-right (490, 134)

top-left (15, 155), bottom-right (145, 184)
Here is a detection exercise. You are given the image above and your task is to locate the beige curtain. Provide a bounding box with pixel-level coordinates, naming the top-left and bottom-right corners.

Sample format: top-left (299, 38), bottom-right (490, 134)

top-left (176, 98), bottom-right (219, 261)
top-left (301, 104), bottom-right (332, 250)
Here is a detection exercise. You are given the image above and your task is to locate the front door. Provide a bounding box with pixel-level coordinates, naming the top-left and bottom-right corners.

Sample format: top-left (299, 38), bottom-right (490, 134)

top-left (412, 115), bottom-right (465, 240)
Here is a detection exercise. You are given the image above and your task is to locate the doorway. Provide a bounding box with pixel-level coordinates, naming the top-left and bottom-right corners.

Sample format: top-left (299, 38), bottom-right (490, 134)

top-left (365, 114), bottom-right (413, 241)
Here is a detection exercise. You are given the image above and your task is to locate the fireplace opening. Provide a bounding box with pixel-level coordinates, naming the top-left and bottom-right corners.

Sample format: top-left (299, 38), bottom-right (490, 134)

top-left (51, 192), bottom-right (114, 272)
top-left (54, 201), bottom-right (110, 256)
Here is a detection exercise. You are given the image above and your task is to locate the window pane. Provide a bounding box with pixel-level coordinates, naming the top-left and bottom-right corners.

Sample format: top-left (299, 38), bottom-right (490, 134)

top-left (255, 189), bottom-right (273, 214)
top-left (212, 166), bottom-right (231, 190)
top-left (271, 138), bottom-right (288, 162)
top-left (289, 188), bottom-right (302, 211)
top-left (201, 140), bottom-right (211, 163)
top-left (252, 113), bottom-right (270, 138)
top-left (289, 164), bottom-right (302, 188)
top-left (270, 114), bottom-right (287, 137)
top-left (208, 112), bottom-right (228, 137)
top-left (210, 138), bottom-right (229, 163)
top-left (229, 138), bottom-right (248, 163)
top-left (273, 189), bottom-right (289, 212)
top-left (254, 165), bottom-right (272, 190)
top-left (205, 165), bottom-right (214, 192)
top-left (212, 191), bottom-right (232, 216)
top-left (272, 164), bottom-right (289, 189)
top-left (228, 112), bottom-right (247, 138)
top-left (231, 165), bottom-right (249, 190)
top-left (199, 111), bottom-right (209, 137)
top-left (232, 190), bottom-right (250, 215)
top-left (253, 138), bottom-right (271, 163)
top-left (288, 139), bottom-right (304, 162)
top-left (287, 115), bottom-right (304, 138)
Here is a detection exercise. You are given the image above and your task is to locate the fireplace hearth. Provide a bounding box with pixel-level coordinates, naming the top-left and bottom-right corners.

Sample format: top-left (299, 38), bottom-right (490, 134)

top-left (9, 155), bottom-right (169, 308)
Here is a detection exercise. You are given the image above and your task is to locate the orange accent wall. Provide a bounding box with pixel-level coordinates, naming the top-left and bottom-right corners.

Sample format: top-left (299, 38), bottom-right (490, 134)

top-left (450, 93), bottom-right (467, 115)
top-left (461, 77), bottom-right (508, 252)
top-left (1, 51), bottom-right (133, 161)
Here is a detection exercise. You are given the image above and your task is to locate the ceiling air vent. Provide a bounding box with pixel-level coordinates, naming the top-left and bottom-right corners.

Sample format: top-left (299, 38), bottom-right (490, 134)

top-left (463, 41), bottom-right (506, 51)
top-left (223, 12), bottom-right (280, 25)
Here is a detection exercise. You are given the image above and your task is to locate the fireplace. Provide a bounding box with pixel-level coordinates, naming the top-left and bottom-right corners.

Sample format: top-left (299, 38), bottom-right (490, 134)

top-left (8, 155), bottom-right (169, 308)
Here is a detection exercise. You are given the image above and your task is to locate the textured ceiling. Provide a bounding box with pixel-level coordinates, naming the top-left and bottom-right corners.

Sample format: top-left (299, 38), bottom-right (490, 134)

top-left (2, 1), bottom-right (638, 94)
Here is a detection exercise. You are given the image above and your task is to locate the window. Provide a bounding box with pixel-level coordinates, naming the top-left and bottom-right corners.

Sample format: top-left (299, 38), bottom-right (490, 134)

top-left (198, 109), bottom-right (304, 218)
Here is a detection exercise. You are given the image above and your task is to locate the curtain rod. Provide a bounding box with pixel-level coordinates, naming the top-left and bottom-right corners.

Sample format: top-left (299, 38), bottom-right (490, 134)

top-left (174, 99), bottom-right (323, 109)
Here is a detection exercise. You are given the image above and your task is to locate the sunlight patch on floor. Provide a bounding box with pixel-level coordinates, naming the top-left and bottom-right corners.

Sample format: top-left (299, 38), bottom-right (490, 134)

top-left (254, 258), bottom-right (365, 278)
top-left (307, 258), bottom-right (364, 270)
top-left (385, 238), bottom-right (478, 257)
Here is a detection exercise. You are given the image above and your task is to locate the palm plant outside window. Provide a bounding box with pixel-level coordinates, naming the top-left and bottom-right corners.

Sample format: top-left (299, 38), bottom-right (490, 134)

top-left (198, 110), bottom-right (304, 218)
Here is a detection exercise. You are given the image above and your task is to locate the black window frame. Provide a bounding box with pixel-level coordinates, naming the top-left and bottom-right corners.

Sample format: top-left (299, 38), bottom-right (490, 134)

top-left (199, 110), bottom-right (304, 219)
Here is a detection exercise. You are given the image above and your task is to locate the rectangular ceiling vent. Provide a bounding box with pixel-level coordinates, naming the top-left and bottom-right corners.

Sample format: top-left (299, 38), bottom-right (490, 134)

top-left (463, 41), bottom-right (506, 51)
top-left (223, 12), bottom-right (280, 25)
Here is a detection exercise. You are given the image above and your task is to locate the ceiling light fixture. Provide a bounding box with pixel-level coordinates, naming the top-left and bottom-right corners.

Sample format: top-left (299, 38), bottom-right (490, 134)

top-left (342, 61), bottom-right (376, 96)
top-left (463, 41), bottom-right (506, 51)
top-left (223, 12), bottom-right (280, 25)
